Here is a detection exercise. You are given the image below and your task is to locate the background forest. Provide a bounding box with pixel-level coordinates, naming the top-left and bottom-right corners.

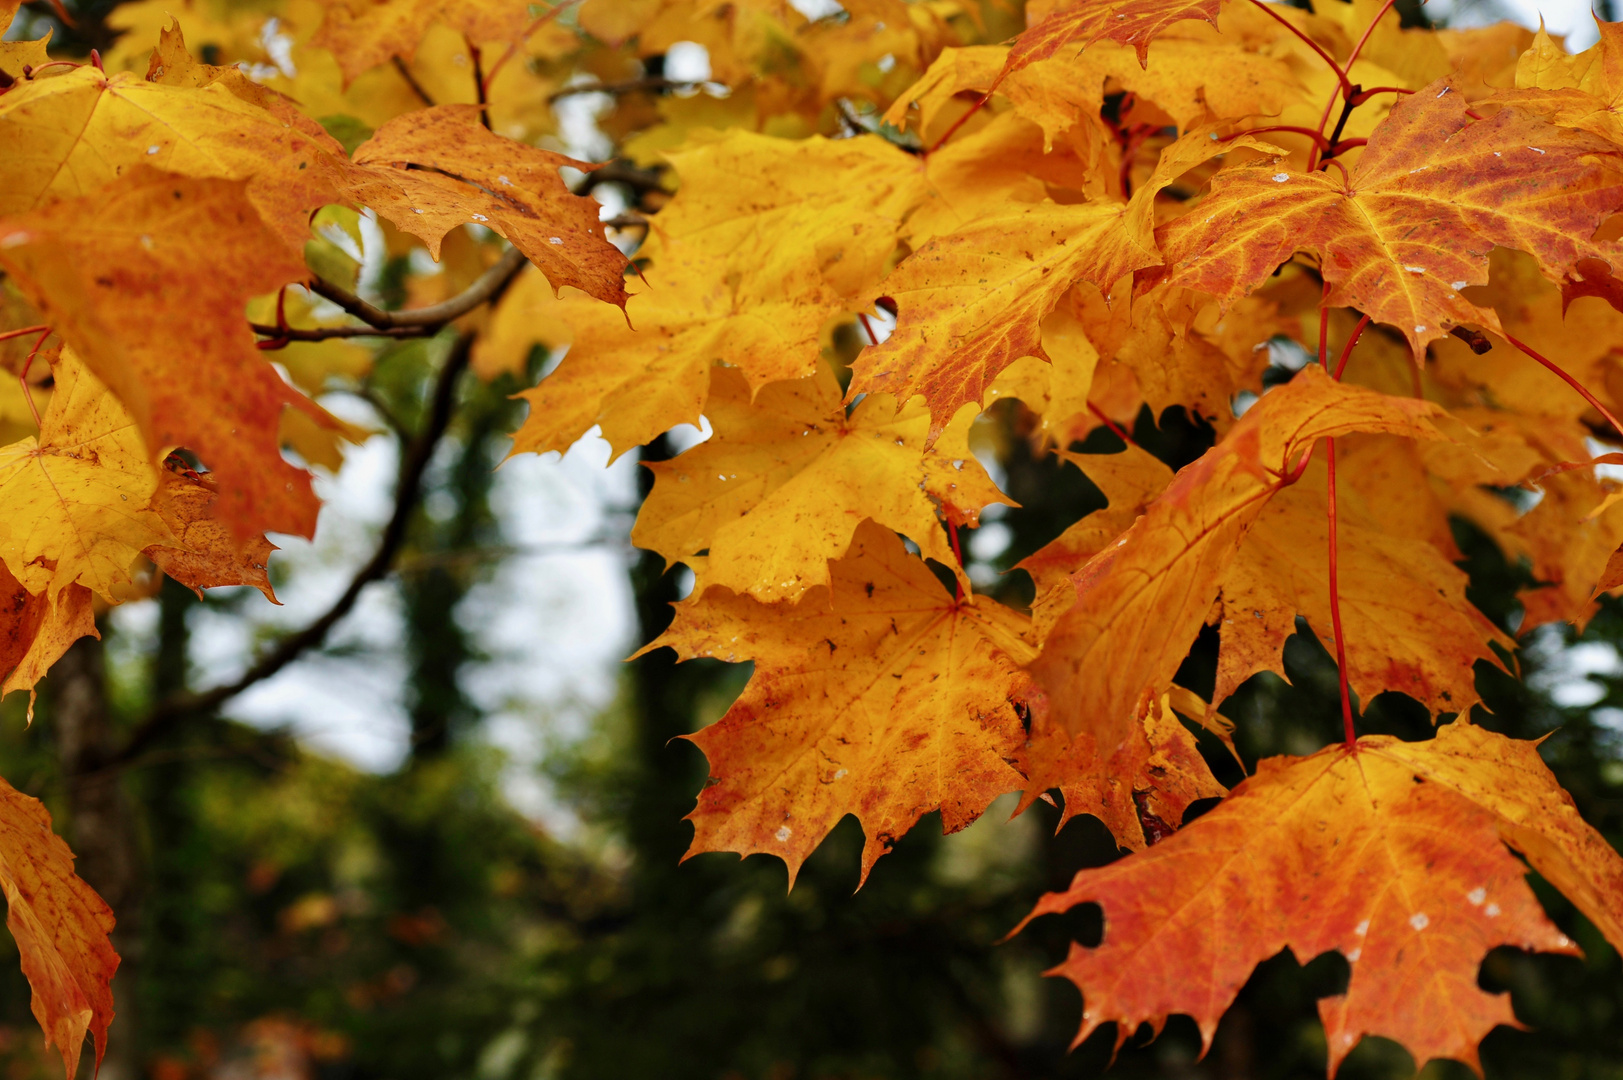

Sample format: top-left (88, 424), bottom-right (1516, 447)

top-left (3, 0), bottom-right (1623, 1079)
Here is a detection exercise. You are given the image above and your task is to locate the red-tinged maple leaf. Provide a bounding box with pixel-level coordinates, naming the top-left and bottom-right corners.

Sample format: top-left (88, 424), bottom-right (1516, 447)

top-left (1016, 689), bottom-right (1226, 852)
top-left (1154, 79), bottom-right (1623, 360)
top-left (0, 562), bottom-right (94, 710)
top-left (1030, 365), bottom-right (1445, 744)
top-left (642, 520), bottom-right (1035, 885)
top-left (0, 774), bottom-right (118, 1080)
top-left (1007, 0), bottom-right (1223, 73)
top-left (0, 171), bottom-right (326, 538)
top-left (1212, 475), bottom-right (1513, 717)
top-left (1013, 721), bottom-right (1623, 1075)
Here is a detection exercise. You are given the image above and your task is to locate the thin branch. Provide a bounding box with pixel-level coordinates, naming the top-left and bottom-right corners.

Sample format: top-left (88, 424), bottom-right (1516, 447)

top-left (548, 76), bottom-right (699, 103)
top-left (250, 323), bottom-right (438, 343)
top-left (110, 333), bottom-right (479, 766)
top-left (303, 245), bottom-right (528, 331)
top-left (570, 159), bottom-right (665, 197)
top-left (391, 56), bottom-right (436, 107)
top-left (468, 39), bottom-right (491, 131)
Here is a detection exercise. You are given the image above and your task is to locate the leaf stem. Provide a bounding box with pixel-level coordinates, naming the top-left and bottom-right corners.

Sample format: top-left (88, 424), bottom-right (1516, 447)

top-left (1326, 436), bottom-right (1358, 747)
top-left (1334, 313), bottom-right (1371, 379)
top-left (14, 325), bottom-right (50, 430)
top-left (468, 39), bottom-right (491, 131)
top-left (481, 0), bottom-right (583, 96)
top-left (1245, 0), bottom-right (1351, 96)
top-left (926, 86), bottom-right (996, 156)
top-left (1344, 0), bottom-right (1399, 72)
top-left (1504, 331), bottom-right (1623, 441)
top-left (1088, 401), bottom-right (1137, 446)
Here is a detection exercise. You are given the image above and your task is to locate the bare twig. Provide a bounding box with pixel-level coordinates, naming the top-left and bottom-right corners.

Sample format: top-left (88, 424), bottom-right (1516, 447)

top-left (254, 245), bottom-right (529, 345)
top-left (570, 159), bottom-right (665, 197)
top-left (110, 333), bottom-right (480, 766)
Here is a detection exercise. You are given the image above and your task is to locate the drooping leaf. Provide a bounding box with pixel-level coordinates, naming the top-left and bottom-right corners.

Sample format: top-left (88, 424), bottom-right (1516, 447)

top-left (644, 520), bottom-right (1034, 885)
top-left (0, 349), bottom-right (170, 601)
top-left (0, 171), bottom-right (323, 538)
top-left (1029, 365), bottom-right (1446, 743)
top-left (1154, 80), bottom-right (1623, 359)
top-left (633, 364), bottom-right (1007, 602)
top-left (0, 562), bottom-right (94, 707)
top-left (1212, 474), bottom-right (1512, 716)
top-left (350, 104), bottom-right (629, 306)
top-left (1014, 721), bottom-right (1623, 1075)
top-left (0, 773), bottom-right (118, 1080)
top-left (145, 469), bottom-right (279, 603)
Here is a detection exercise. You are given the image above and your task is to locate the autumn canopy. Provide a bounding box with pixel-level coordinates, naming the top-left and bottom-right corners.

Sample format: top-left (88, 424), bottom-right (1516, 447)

top-left (3, 0), bottom-right (1623, 1073)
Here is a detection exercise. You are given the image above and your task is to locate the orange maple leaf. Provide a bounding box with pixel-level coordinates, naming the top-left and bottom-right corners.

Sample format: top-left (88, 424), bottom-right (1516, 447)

top-left (1014, 722), bottom-right (1623, 1075)
top-left (645, 520), bottom-right (1035, 884)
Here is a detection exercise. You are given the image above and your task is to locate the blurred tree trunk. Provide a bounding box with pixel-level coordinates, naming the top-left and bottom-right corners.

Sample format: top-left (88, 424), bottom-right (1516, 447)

top-left (52, 633), bottom-right (141, 1080)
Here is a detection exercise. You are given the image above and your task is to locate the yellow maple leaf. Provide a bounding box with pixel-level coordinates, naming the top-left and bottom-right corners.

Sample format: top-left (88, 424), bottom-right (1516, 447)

top-left (633, 364), bottom-right (1008, 602)
top-left (0, 349), bottom-right (170, 601)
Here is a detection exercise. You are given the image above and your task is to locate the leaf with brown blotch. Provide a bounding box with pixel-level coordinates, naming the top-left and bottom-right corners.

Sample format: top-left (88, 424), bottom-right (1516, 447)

top-left (1017, 444), bottom-right (1175, 637)
top-left (643, 520), bottom-right (1034, 886)
top-left (350, 105), bottom-right (629, 308)
top-left (0, 562), bottom-right (95, 709)
top-left (1154, 79), bottom-right (1623, 360)
top-left (853, 128), bottom-right (1276, 436)
top-left (1212, 476), bottom-right (1512, 717)
top-left (1029, 365), bottom-right (1447, 746)
top-left (633, 365), bottom-right (1008, 603)
top-left (0, 172), bottom-right (325, 539)
top-left (0, 771), bottom-right (118, 1080)
top-left (1016, 690), bottom-right (1226, 852)
top-left (1013, 721), bottom-right (1623, 1076)
top-left (0, 349), bottom-right (170, 602)
top-left (146, 470), bottom-right (279, 603)
top-left (312, 0), bottom-right (535, 87)
top-left (1005, 0), bottom-right (1223, 72)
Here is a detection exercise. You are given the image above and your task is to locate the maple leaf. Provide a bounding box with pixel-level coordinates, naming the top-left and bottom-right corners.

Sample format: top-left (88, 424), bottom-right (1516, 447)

top-left (0, 349), bottom-right (170, 601)
top-left (0, 772), bottom-right (118, 1080)
top-left (1506, 23), bottom-right (1623, 146)
top-left (312, 0), bottom-right (536, 86)
top-left (0, 562), bottom-right (94, 706)
top-left (146, 470), bottom-right (279, 603)
top-left (505, 133), bottom-right (922, 455)
top-left (1017, 444), bottom-right (1175, 636)
top-left (350, 105), bottom-right (629, 307)
top-left (633, 364), bottom-right (1007, 602)
top-left (1007, 0), bottom-right (1224, 72)
top-left (1017, 689), bottom-right (1227, 853)
top-left (0, 62), bottom-right (355, 249)
top-left (1154, 79), bottom-right (1623, 359)
top-left (1014, 722), bottom-right (1623, 1075)
top-left (1029, 365), bottom-right (1446, 744)
top-left (852, 128), bottom-right (1278, 434)
top-left (644, 520), bottom-right (1034, 885)
top-left (0, 171), bottom-right (325, 538)
top-left (1212, 476), bottom-right (1513, 716)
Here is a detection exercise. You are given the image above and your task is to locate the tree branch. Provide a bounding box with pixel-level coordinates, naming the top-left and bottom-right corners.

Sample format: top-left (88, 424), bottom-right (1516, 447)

top-left (305, 244), bottom-right (529, 331)
top-left (110, 332), bottom-right (478, 767)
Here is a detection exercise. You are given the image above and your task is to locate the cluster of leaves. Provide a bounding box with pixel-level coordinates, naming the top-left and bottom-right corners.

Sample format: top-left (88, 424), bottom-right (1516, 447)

top-left (4, 0), bottom-right (1623, 1074)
